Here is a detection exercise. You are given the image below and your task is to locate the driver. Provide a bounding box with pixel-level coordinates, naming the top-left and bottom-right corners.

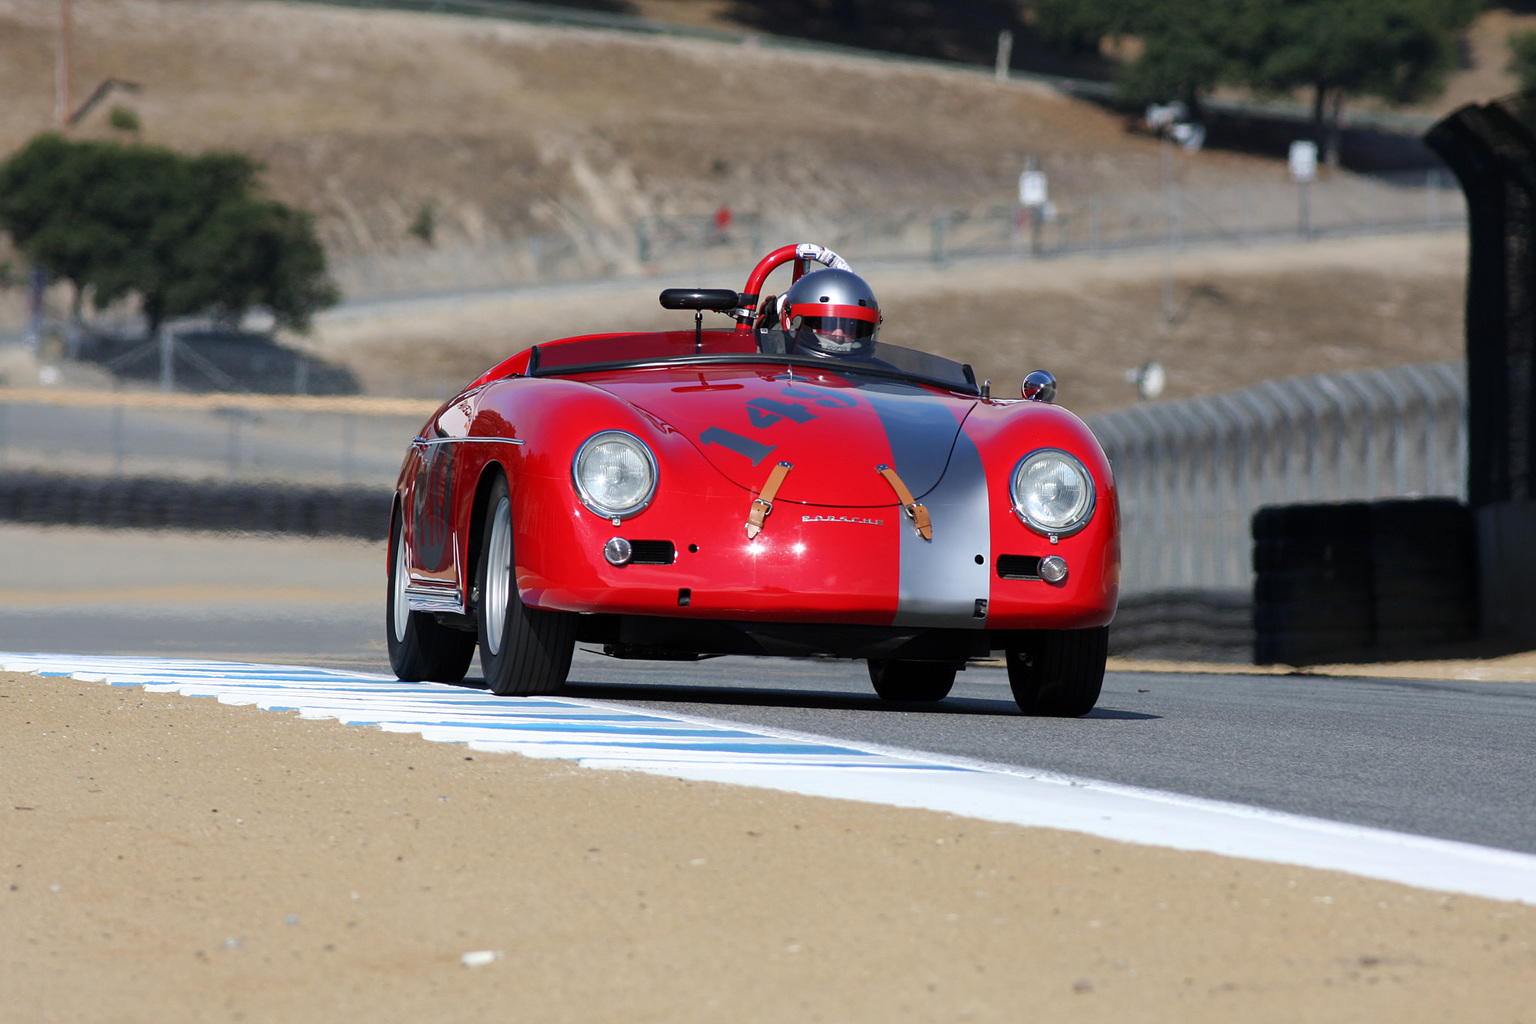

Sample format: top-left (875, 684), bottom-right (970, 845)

top-left (775, 267), bottom-right (882, 358)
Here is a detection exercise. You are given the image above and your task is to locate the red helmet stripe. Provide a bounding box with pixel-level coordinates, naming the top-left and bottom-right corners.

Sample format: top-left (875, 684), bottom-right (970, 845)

top-left (789, 303), bottom-right (879, 322)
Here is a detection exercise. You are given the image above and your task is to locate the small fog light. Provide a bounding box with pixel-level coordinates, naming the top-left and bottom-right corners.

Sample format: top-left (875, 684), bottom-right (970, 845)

top-left (1039, 555), bottom-right (1068, 583)
top-left (603, 537), bottom-right (633, 567)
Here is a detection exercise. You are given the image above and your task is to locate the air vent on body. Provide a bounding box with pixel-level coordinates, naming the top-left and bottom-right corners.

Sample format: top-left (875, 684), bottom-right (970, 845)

top-left (630, 540), bottom-right (676, 565)
top-left (996, 554), bottom-right (1043, 581)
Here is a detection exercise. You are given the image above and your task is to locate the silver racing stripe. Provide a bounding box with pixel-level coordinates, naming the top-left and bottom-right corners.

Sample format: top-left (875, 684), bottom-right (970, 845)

top-left (861, 388), bottom-right (991, 629)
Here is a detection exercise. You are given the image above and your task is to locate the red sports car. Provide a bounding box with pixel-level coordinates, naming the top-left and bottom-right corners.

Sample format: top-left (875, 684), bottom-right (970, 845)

top-left (387, 244), bottom-right (1119, 715)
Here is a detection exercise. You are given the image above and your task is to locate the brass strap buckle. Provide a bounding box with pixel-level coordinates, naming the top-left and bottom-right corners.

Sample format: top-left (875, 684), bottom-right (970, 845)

top-left (746, 461), bottom-right (793, 538)
top-left (876, 464), bottom-right (932, 541)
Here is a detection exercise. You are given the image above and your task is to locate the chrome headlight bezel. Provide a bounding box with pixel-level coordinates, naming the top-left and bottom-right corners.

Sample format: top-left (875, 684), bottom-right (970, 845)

top-left (572, 430), bottom-right (658, 520)
top-left (1009, 448), bottom-right (1096, 537)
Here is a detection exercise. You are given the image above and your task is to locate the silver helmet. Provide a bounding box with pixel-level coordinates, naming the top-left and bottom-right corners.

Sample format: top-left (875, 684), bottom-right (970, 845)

top-left (778, 268), bottom-right (881, 357)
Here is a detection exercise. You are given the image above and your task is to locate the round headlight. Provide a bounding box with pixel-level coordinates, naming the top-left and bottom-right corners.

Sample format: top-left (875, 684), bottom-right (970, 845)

top-left (1010, 448), bottom-right (1095, 536)
top-left (573, 431), bottom-right (657, 520)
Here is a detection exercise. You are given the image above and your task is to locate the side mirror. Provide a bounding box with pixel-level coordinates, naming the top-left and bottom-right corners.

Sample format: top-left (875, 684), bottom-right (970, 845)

top-left (660, 288), bottom-right (740, 311)
top-left (1022, 370), bottom-right (1057, 404)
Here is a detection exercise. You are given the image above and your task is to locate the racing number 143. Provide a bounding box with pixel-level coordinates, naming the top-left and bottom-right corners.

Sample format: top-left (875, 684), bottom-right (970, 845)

top-left (700, 385), bottom-right (856, 466)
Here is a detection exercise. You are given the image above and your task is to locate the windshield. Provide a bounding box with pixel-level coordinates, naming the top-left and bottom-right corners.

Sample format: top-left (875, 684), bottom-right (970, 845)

top-left (528, 329), bottom-right (979, 394)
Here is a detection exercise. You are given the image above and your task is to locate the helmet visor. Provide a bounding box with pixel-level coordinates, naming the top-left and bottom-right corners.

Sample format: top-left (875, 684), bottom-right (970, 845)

top-left (796, 315), bottom-right (877, 342)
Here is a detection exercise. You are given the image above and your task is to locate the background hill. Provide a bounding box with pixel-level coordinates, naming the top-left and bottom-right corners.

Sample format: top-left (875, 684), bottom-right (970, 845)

top-left (0, 0), bottom-right (1491, 408)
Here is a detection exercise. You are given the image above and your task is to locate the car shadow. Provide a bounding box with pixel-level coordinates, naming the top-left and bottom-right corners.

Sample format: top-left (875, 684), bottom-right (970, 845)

top-left (453, 676), bottom-right (1160, 720)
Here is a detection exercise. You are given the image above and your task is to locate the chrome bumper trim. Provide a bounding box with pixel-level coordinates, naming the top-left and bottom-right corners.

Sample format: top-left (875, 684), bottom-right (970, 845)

top-left (404, 584), bottom-right (464, 614)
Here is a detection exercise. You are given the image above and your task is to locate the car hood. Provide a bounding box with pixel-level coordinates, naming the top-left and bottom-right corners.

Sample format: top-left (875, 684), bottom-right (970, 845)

top-left (586, 367), bottom-right (976, 508)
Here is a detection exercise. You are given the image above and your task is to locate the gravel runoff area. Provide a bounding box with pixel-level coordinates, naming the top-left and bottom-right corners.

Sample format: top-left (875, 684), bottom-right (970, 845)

top-left (3, 523), bottom-right (1536, 1019)
top-left (3, 668), bottom-right (1534, 1023)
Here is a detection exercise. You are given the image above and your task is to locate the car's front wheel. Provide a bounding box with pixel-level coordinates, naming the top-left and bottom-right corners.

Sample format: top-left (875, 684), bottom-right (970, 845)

top-left (476, 476), bottom-right (576, 696)
top-left (867, 659), bottom-right (956, 701)
top-left (1005, 626), bottom-right (1108, 716)
top-left (387, 510), bottom-right (477, 682)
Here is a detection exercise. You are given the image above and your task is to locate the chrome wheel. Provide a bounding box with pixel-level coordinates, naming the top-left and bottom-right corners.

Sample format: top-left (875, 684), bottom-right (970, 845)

top-left (483, 495), bottom-right (513, 657)
top-left (391, 525), bottom-right (411, 642)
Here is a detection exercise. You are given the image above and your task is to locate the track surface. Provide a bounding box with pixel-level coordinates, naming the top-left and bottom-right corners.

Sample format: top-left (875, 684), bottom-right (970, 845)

top-left (559, 655), bottom-right (1536, 856)
top-left (8, 521), bottom-right (1532, 858)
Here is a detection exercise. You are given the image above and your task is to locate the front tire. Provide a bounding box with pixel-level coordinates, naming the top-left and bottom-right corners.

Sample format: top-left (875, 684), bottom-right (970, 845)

top-left (867, 660), bottom-right (956, 702)
top-left (387, 510), bottom-right (477, 682)
top-left (1005, 627), bottom-right (1108, 717)
top-left (477, 476), bottom-right (576, 696)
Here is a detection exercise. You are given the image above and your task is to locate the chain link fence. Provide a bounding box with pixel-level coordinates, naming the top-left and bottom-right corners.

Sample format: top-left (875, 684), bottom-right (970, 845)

top-left (330, 171), bottom-right (1465, 303)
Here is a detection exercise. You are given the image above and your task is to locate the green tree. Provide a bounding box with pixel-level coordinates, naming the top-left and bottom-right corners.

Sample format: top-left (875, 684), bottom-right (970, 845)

top-left (1032, 0), bottom-right (1250, 115)
top-left (1246, 0), bottom-right (1479, 158)
top-left (0, 133), bottom-right (336, 338)
top-left (1033, 0), bottom-right (1478, 150)
top-left (1507, 28), bottom-right (1536, 93)
top-left (727, 0), bottom-right (1031, 66)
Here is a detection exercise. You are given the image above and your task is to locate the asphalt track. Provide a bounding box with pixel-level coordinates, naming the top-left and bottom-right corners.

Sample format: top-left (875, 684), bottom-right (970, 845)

top-left (7, 586), bottom-right (1534, 858)
top-left (558, 655), bottom-right (1536, 857)
top-left (5, 521), bottom-right (1532, 861)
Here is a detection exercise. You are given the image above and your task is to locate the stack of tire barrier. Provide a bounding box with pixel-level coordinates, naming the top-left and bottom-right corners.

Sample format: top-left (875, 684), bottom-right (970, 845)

top-left (0, 471), bottom-right (391, 540)
top-left (1253, 498), bottom-right (1477, 665)
top-left (1108, 589), bottom-right (1255, 662)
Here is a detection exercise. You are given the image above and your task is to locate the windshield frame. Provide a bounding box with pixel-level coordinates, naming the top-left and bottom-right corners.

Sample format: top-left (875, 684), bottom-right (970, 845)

top-left (524, 331), bottom-right (981, 396)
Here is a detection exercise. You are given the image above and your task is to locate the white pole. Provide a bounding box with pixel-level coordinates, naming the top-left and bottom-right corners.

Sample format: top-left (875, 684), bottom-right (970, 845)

top-left (55, 0), bottom-right (71, 128)
top-left (995, 30), bottom-right (1012, 82)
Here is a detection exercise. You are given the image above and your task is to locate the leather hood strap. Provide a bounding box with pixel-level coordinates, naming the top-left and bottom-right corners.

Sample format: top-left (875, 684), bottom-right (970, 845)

top-left (876, 464), bottom-right (932, 541)
top-left (745, 461), bottom-right (793, 539)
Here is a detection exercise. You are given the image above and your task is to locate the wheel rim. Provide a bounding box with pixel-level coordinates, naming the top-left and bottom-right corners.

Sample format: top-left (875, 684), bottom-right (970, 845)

top-left (483, 496), bottom-right (513, 656)
top-left (391, 524), bottom-right (410, 643)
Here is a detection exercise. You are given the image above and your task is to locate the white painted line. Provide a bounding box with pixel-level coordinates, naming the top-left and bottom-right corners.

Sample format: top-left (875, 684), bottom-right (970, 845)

top-left (5, 651), bottom-right (1535, 904)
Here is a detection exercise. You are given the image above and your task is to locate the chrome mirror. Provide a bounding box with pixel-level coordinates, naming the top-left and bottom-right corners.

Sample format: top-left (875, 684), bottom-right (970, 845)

top-left (1022, 370), bottom-right (1057, 404)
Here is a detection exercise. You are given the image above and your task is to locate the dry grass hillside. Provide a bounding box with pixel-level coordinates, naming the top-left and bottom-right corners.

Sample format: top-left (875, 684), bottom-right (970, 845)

top-left (0, 0), bottom-right (1283, 265)
top-left (0, 1), bottom-right (1475, 411)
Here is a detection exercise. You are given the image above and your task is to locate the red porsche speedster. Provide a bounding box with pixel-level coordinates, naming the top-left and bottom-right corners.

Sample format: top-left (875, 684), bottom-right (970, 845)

top-left (387, 244), bottom-right (1119, 715)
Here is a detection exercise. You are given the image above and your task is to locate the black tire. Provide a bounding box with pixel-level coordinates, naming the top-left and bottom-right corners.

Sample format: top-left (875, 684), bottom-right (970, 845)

top-left (477, 475), bottom-right (576, 696)
top-left (867, 660), bottom-right (956, 702)
top-left (1006, 626), bottom-right (1108, 717)
top-left (387, 509), bottom-right (477, 683)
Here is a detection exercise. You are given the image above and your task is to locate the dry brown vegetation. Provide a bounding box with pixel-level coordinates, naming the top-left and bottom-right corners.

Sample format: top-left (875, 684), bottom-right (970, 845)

top-left (0, 0), bottom-right (1282, 262)
top-left (0, 1), bottom-right (1474, 409)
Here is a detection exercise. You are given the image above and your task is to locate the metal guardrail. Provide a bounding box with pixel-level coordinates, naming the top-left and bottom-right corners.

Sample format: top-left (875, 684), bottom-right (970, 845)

top-left (1088, 361), bottom-right (1467, 598)
top-left (0, 388), bottom-right (436, 488)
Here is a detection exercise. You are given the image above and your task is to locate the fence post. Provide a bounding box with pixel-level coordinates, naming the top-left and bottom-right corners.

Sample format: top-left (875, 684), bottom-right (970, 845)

top-left (226, 413), bottom-right (241, 478)
top-left (1368, 369), bottom-right (1413, 496)
top-left (342, 413), bottom-right (357, 485)
top-left (111, 404), bottom-right (125, 476)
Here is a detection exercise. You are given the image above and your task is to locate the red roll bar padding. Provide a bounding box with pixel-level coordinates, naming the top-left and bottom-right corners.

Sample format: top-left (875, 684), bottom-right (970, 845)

top-left (740, 244), bottom-right (803, 302)
top-left (735, 243), bottom-right (854, 329)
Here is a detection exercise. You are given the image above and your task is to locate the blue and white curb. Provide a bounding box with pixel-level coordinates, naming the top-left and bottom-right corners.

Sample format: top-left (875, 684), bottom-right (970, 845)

top-left (6, 651), bottom-right (1536, 905)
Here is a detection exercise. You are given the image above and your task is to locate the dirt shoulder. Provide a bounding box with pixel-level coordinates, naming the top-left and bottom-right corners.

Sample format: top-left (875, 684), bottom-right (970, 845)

top-left (3, 668), bottom-right (1532, 1022)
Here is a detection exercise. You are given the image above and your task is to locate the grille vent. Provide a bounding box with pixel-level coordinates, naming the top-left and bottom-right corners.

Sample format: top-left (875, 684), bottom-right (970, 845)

top-left (630, 540), bottom-right (676, 565)
top-left (996, 554), bottom-right (1043, 580)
